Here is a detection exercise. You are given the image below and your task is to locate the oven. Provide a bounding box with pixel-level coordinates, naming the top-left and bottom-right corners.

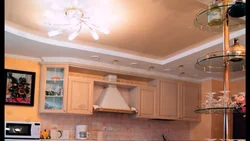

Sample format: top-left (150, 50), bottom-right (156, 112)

top-left (5, 121), bottom-right (40, 141)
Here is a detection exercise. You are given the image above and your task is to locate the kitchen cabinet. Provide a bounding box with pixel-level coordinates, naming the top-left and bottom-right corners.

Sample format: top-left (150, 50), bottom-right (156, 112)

top-left (39, 64), bottom-right (69, 113)
top-left (158, 80), bottom-right (179, 119)
top-left (67, 76), bottom-right (93, 114)
top-left (137, 86), bottom-right (158, 118)
top-left (179, 82), bottom-right (201, 121)
top-left (38, 64), bottom-right (200, 121)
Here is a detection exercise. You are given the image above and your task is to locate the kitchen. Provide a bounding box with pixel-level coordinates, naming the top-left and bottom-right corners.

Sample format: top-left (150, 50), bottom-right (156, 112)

top-left (4, 0), bottom-right (246, 141)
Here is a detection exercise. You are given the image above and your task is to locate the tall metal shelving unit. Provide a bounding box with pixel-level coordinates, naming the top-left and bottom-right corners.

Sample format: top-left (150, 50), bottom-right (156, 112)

top-left (193, 0), bottom-right (246, 140)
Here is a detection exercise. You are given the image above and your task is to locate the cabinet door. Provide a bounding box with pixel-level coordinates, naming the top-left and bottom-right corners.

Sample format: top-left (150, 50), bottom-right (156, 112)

top-left (180, 83), bottom-right (201, 121)
top-left (138, 86), bottom-right (157, 118)
top-left (67, 77), bottom-right (93, 114)
top-left (39, 64), bottom-right (68, 113)
top-left (158, 80), bottom-right (179, 119)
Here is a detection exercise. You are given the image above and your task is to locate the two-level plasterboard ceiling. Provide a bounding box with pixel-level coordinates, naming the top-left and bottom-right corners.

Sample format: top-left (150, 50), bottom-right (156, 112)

top-left (4, 0), bottom-right (245, 81)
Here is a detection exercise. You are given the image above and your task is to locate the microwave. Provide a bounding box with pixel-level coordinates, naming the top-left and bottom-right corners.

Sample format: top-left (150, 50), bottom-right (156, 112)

top-left (4, 121), bottom-right (40, 140)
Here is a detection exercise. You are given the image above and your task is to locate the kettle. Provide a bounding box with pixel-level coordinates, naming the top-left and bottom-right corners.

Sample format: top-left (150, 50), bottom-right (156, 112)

top-left (75, 125), bottom-right (90, 140)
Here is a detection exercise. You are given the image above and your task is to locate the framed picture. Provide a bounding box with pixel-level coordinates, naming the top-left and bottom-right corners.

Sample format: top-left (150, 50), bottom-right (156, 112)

top-left (4, 69), bottom-right (36, 106)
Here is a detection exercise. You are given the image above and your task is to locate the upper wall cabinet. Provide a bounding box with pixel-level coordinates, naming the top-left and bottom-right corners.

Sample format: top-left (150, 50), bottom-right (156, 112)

top-left (38, 64), bottom-right (200, 121)
top-left (135, 86), bottom-right (158, 118)
top-left (179, 82), bottom-right (201, 121)
top-left (158, 80), bottom-right (179, 119)
top-left (67, 76), bottom-right (93, 114)
top-left (39, 64), bottom-right (69, 113)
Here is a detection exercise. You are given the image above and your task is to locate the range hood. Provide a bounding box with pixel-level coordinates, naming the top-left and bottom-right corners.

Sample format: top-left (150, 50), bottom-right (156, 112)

top-left (93, 75), bottom-right (137, 114)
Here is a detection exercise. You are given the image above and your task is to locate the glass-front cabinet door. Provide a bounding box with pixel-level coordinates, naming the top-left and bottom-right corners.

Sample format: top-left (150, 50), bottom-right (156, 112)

top-left (39, 64), bottom-right (68, 113)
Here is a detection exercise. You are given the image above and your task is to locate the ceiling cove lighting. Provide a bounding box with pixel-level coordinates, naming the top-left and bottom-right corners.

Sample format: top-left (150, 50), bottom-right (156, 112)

top-left (44, 0), bottom-right (110, 41)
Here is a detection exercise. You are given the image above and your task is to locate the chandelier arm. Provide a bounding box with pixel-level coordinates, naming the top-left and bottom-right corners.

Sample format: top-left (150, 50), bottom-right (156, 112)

top-left (77, 23), bottom-right (83, 33)
top-left (82, 21), bottom-right (95, 31)
top-left (80, 19), bottom-right (100, 29)
top-left (50, 21), bottom-right (82, 35)
top-left (45, 23), bottom-right (71, 27)
top-left (87, 22), bottom-right (99, 28)
top-left (76, 18), bottom-right (98, 29)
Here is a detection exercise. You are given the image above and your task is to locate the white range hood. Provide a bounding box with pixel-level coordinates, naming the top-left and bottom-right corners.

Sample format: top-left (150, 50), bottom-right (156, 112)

top-left (93, 75), bottom-right (137, 114)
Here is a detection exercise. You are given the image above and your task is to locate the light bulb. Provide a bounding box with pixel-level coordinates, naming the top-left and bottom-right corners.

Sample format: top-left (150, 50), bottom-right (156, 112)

top-left (68, 31), bottom-right (79, 40)
top-left (44, 10), bottom-right (55, 19)
top-left (242, 64), bottom-right (245, 71)
top-left (99, 27), bottom-right (110, 35)
top-left (70, 18), bottom-right (79, 25)
top-left (71, 0), bottom-right (78, 7)
top-left (90, 30), bottom-right (99, 40)
top-left (48, 30), bottom-right (63, 37)
top-left (51, 3), bottom-right (63, 11)
top-left (14, 128), bottom-right (21, 132)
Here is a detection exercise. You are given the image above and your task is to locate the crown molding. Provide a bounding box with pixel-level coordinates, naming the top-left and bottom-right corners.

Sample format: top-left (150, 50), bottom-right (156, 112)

top-left (5, 20), bottom-right (245, 66)
top-left (5, 53), bottom-right (244, 83)
top-left (5, 53), bottom-right (42, 62)
top-left (160, 28), bottom-right (245, 64)
top-left (200, 77), bottom-right (223, 82)
top-left (40, 57), bottom-right (201, 83)
top-left (5, 53), bottom-right (200, 82)
top-left (230, 77), bottom-right (245, 82)
top-left (200, 76), bottom-right (245, 82)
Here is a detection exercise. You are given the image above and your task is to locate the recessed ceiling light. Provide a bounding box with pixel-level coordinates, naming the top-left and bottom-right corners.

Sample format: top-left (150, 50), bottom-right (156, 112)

top-left (178, 65), bottom-right (184, 71)
top-left (113, 60), bottom-right (119, 65)
top-left (179, 72), bottom-right (185, 76)
top-left (149, 66), bottom-right (154, 71)
top-left (180, 72), bottom-right (185, 75)
top-left (164, 69), bottom-right (171, 72)
top-left (130, 62), bottom-right (138, 66)
top-left (91, 55), bottom-right (100, 60)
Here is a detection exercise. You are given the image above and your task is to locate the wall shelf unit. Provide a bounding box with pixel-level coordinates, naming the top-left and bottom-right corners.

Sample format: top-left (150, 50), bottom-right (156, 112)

top-left (193, 0), bottom-right (246, 140)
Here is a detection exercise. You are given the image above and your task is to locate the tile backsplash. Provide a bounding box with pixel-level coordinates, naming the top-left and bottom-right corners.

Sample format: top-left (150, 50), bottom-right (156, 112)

top-left (40, 113), bottom-right (190, 141)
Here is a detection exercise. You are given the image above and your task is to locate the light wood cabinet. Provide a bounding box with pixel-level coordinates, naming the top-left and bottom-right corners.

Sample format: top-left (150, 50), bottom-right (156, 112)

top-left (158, 80), bottom-right (179, 119)
top-left (179, 82), bottom-right (201, 121)
top-left (137, 86), bottom-right (158, 118)
top-left (38, 64), bottom-right (200, 121)
top-left (39, 64), bottom-right (69, 113)
top-left (67, 77), bottom-right (93, 114)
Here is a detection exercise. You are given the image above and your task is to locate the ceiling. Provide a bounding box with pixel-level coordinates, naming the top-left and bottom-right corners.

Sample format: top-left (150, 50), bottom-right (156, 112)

top-left (5, 0), bottom-right (219, 59)
top-left (4, 0), bottom-right (246, 81)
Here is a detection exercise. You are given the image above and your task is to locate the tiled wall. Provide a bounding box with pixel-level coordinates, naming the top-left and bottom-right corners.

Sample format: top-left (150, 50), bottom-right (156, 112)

top-left (40, 113), bottom-right (190, 141)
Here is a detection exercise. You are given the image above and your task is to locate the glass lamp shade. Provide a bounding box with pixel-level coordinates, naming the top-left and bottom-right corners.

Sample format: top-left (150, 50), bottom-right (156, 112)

top-left (227, 0), bottom-right (246, 18)
top-left (226, 38), bottom-right (245, 62)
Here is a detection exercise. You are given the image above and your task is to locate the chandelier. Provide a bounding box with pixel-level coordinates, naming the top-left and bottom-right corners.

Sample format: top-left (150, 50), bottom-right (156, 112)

top-left (44, 0), bottom-right (110, 41)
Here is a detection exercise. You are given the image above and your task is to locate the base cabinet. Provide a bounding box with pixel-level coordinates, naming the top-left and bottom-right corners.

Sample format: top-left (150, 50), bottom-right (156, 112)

top-left (67, 77), bottom-right (93, 114)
